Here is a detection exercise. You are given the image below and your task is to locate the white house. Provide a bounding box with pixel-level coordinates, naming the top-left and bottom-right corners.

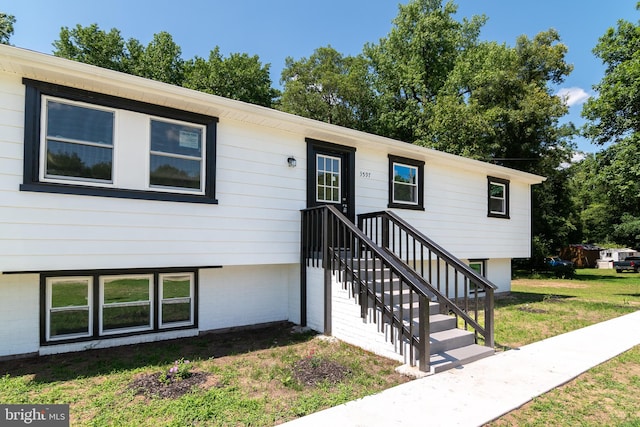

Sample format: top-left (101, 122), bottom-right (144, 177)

top-left (0, 45), bottom-right (544, 363)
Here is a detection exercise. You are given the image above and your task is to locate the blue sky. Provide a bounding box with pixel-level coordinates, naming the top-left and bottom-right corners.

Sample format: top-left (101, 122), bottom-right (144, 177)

top-left (4, 1), bottom-right (636, 152)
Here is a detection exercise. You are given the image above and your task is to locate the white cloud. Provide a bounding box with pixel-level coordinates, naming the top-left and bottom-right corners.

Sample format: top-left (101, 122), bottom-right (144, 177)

top-left (571, 152), bottom-right (586, 163)
top-left (556, 87), bottom-right (590, 107)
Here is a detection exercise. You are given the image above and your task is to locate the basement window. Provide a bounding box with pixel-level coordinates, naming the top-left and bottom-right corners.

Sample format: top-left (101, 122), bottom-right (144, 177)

top-left (42, 268), bottom-right (197, 345)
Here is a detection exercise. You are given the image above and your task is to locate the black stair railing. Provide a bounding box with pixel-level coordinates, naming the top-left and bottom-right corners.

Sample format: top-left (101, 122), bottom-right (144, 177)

top-left (358, 210), bottom-right (496, 348)
top-left (301, 205), bottom-right (432, 371)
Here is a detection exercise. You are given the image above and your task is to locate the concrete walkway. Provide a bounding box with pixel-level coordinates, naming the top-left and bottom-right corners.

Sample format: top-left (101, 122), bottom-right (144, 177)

top-left (282, 310), bottom-right (640, 427)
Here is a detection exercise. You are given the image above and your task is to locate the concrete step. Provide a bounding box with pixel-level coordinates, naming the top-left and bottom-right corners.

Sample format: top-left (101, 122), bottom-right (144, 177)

top-left (404, 313), bottom-right (456, 333)
top-left (429, 328), bottom-right (476, 354)
top-left (428, 314), bottom-right (456, 333)
top-left (368, 294), bottom-right (439, 317)
top-left (358, 267), bottom-right (393, 280)
top-left (429, 344), bottom-right (495, 373)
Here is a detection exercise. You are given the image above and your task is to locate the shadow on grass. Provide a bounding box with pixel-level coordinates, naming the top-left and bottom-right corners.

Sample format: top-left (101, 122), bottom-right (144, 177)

top-left (514, 270), bottom-right (629, 281)
top-left (495, 291), bottom-right (574, 308)
top-left (574, 273), bottom-right (630, 281)
top-left (0, 322), bottom-right (316, 385)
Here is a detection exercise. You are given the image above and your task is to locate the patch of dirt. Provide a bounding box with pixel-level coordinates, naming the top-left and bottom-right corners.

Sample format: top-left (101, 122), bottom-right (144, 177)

top-left (292, 358), bottom-right (351, 386)
top-left (543, 295), bottom-right (567, 303)
top-left (128, 371), bottom-right (218, 399)
top-left (517, 306), bottom-right (548, 314)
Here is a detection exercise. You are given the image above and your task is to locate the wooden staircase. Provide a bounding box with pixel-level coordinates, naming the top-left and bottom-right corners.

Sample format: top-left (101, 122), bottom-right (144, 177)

top-left (301, 205), bottom-right (496, 374)
top-left (351, 258), bottom-right (494, 373)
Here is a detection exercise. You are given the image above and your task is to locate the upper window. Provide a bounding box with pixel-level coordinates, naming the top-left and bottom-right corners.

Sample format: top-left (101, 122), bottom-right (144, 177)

top-left (22, 79), bottom-right (218, 204)
top-left (388, 155), bottom-right (424, 210)
top-left (43, 99), bottom-right (115, 183)
top-left (149, 119), bottom-right (205, 192)
top-left (487, 177), bottom-right (510, 218)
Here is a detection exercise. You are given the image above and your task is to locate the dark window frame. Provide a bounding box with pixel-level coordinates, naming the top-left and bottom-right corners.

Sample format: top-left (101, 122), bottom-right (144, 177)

top-left (39, 267), bottom-right (200, 346)
top-left (487, 176), bottom-right (510, 219)
top-left (388, 154), bottom-right (425, 211)
top-left (21, 79), bottom-right (218, 204)
top-left (468, 259), bottom-right (487, 294)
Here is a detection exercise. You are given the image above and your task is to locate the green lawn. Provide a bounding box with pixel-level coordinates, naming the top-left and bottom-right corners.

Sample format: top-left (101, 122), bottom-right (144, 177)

top-left (489, 268), bottom-right (640, 426)
top-left (495, 268), bottom-right (640, 349)
top-left (2, 269), bottom-right (638, 426)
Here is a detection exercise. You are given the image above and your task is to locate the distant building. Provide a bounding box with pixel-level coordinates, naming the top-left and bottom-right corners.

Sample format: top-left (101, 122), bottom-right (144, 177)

top-left (560, 244), bottom-right (601, 268)
top-left (598, 248), bottom-right (639, 269)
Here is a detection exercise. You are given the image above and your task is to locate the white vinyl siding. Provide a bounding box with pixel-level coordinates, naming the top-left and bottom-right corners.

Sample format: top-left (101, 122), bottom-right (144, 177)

top-left (1, 69), bottom-right (532, 273)
top-left (356, 151), bottom-right (532, 259)
top-left (0, 274), bottom-right (40, 357)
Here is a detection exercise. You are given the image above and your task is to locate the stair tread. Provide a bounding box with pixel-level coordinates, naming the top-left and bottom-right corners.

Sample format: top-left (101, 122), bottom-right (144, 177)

top-left (430, 344), bottom-right (494, 373)
top-left (430, 328), bottom-right (474, 340)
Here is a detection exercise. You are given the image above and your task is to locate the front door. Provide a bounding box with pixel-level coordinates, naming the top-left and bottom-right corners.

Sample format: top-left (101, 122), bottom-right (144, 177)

top-left (306, 138), bottom-right (355, 221)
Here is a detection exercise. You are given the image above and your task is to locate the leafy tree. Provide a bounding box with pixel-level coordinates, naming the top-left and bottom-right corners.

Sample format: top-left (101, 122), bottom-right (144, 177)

top-left (364, 0), bottom-right (486, 142)
top-left (429, 32), bottom-right (574, 172)
top-left (612, 214), bottom-right (640, 248)
top-left (0, 12), bottom-right (15, 45)
top-left (133, 32), bottom-right (185, 86)
top-left (184, 47), bottom-right (278, 107)
top-left (582, 3), bottom-right (640, 144)
top-left (575, 4), bottom-right (640, 248)
top-left (364, 0), bottom-right (577, 261)
top-left (570, 137), bottom-right (640, 247)
top-left (279, 46), bottom-right (376, 131)
top-left (568, 153), bottom-right (613, 244)
top-left (53, 24), bottom-right (278, 106)
top-left (53, 24), bottom-right (129, 72)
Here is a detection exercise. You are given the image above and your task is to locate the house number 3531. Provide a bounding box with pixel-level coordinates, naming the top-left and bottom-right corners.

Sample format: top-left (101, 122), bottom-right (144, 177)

top-left (360, 171), bottom-right (372, 179)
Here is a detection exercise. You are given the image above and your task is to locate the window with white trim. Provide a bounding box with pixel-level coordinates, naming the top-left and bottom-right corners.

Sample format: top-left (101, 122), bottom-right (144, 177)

top-left (388, 155), bottom-right (424, 210)
top-left (150, 119), bottom-right (205, 192)
top-left (392, 162), bottom-right (418, 204)
top-left (159, 273), bottom-right (194, 327)
top-left (42, 98), bottom-right (115, 184)
top-left (46, 277), bottom-right (93, 341)
top-left (100, 275), bottom-right (153, 334)
top-left (316, 154), bottom-right (341, 203)
top-left (468, 260), bottom-right (486, 294)
top-left (42, 269), bottom-right (197, 344)
top-left (488, 177), bottom-right (510, 218)
top-left (22, 79), bottom-right (217, 204)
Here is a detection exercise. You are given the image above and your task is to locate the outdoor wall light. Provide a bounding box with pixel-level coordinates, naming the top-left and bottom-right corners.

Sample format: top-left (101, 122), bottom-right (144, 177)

top-left (287, 156), bottom-right (297, 167)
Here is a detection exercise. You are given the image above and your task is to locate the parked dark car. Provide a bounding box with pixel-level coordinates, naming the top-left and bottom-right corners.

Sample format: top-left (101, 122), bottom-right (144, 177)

top-left (544, 257), bottom-right (575, 278)
top-left (613, 256), bottom-right (640, 273)
top-left (545, 257), bottom-right (574, 268)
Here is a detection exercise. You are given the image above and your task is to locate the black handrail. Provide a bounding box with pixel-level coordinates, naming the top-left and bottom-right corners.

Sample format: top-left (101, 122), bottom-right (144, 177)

top-left (301, 205), bottom-right (431, 371)
top-left (358, 210), bottom-right (495, 348)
